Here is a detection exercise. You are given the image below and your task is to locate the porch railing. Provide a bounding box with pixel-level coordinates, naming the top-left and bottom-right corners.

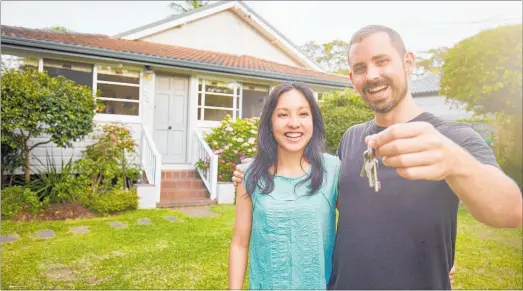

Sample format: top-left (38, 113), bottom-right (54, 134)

top-left (140, 125), bottom-right (162, 203)
top-left (193, 131), bottom-right (218, 200)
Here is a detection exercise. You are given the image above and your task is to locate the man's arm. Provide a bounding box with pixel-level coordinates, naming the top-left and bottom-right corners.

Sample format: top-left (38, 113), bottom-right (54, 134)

top-left (369, 122), bottom-right (522, 228)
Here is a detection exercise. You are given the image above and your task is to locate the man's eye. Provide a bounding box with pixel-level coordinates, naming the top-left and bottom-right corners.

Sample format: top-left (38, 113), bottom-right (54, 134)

top-left (354, 67), bottom-right (365, 73)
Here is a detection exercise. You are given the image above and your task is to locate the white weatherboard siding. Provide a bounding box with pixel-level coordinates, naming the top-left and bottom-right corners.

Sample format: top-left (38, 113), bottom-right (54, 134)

top-left (414, 95), bottom-right (474, 121)
top-left (140, 10), bottom-right (302, 68)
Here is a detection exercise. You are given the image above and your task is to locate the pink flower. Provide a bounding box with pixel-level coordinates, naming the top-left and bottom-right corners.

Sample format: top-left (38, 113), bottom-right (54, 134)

top-left (231, 162), bottom-right (237, 167)
top-left (218, 174), bottom-right (223, 179)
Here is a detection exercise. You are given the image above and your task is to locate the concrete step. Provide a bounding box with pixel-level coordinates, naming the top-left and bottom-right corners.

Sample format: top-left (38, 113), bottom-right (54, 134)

top-left (161, 170), bottom-right (199, 181)
top-left (161, 179), bottom-right (205, 190)
top-left (160, 188), bottom-right (209, 201)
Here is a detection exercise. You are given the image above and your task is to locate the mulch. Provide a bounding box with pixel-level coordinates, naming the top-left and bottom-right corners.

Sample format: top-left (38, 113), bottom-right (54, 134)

top-left (12, 202), bottom-right (98, 222)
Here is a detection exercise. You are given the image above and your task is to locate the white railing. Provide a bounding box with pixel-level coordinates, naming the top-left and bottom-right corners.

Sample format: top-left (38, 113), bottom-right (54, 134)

top-left (193, 131), bottom-right (218, 200)
top-left (141, 125), bottom-right (162, 203)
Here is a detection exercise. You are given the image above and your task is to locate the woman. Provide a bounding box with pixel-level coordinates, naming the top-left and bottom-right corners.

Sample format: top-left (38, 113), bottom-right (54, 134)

top-left (228, 82), bottom-right (340, 289)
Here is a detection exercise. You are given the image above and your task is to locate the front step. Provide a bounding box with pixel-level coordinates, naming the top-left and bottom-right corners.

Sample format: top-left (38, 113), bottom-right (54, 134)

top-left (159, 170), bottom-right (214, 206)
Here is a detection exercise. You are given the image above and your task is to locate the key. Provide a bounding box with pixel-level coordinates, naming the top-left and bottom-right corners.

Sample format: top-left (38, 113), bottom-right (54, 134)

top-left (361, 143), bottom-right (381, 192)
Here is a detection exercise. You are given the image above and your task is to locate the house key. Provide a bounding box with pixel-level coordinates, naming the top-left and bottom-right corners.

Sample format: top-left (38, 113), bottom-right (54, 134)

top-left (360, 144), bottom-right (381, 192)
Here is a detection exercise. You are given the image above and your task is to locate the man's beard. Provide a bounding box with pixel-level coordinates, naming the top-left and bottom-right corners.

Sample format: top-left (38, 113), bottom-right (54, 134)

top-left (361, 75), bottom-right (408, 114)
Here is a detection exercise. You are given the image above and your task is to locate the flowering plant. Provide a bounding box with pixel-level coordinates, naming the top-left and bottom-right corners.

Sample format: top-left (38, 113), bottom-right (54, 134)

top-left (199, 115), bottom-right (259, 182)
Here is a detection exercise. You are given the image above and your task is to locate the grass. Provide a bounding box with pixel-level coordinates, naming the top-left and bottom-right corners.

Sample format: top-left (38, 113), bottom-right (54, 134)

top-left (1, 205), bottom-right (521, 289)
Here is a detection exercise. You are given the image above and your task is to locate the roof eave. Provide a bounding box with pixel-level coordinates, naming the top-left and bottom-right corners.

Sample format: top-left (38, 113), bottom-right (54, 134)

top-left (1, 36), bottom-right (351, 89)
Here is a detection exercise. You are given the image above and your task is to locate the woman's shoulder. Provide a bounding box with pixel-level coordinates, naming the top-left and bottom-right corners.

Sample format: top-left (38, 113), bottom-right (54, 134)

top-left (321, 153), bottom-right (341, 168)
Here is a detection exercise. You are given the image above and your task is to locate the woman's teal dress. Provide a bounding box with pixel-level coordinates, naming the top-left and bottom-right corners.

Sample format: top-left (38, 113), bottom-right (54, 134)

top-left (241, 153), bottom-right (340, 290)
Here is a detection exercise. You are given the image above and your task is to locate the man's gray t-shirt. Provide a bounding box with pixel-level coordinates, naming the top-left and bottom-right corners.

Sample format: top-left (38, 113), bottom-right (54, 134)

top-left (328, 112), bottom-right (499, 290)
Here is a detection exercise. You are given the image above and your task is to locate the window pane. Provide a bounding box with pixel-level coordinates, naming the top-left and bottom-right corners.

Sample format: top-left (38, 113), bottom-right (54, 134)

top-left (205, 80), bottom-right (235, 95)
top-left (204, 109), bottom-right (233, 121)
top-left (99, 100), bottom-right (139, 116)
top-left (44, 59), bottom-right (93, 87)
top-left (1, 55), bottom-right (38, 71)
top-left (205, 94), bottom-right (233, 108)
top-left (97, 65), bottom-right (140, 84)
top-left (98, 73), bottom-right (139, 84)
top-left (98, 83), bottom-right (139, 100)
top-left (242, 83), bottom-right (269, 118)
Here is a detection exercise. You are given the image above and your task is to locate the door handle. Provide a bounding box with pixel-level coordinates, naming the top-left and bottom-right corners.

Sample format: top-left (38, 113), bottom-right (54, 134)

top-left (168, 126), bottom-right (172, 130)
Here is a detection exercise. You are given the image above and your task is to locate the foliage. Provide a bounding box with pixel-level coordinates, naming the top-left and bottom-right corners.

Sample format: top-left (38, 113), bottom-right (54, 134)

top-left (201, 115), bottom-right (259, 182)
top-left (414, 47), bottom-right (448, 78)
top-left (1, 69), bottom-right (98, 182)
top-left (441, 24), bottom-right (522, 188)
top-left (28, 152), bottom-right (89, 204)
top-left (319, 89), bottom-right (374, 154)
top-left (169, 0), bottom-right (209, 14)
top-left (75, 123), bottom-right (140, 194)
top-left (1, 206), bottom-right (520, 289)
top-left (441, 24), bottom-right (522, 116)
top-left (0, 134), bottom-right (24, 187)
top-left (45, 26), bottom-right (68, 32)
top-left (80, 188), bottom-right (138, 215)
top-left (1, 186), bottom-right (46, 219)
top-left (490, 114), bottom-right (522, 188)
top-left (301, 40), bottom-right (350, 74)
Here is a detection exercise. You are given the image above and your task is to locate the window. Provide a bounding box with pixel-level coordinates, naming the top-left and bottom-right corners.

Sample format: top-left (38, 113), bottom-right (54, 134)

top-left (197, 79), bottom-right (239, 121)
top-left (96, 65), bottom-right (140, 116)
top-left (242, 83), bottom-right (269, 118)
top-left (43, 59), bottom-right (93, 87)
top-left (1, 55), bottom-right (38, 71)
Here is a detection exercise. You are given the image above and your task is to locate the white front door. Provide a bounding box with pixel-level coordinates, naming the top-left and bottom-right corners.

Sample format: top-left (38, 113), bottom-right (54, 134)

top-left (154, 75), bottom-right (188, 164)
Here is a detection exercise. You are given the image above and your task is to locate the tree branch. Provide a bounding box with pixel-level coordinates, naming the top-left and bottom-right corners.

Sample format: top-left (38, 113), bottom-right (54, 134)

top-left (29, 139), bottom-right (53, 151)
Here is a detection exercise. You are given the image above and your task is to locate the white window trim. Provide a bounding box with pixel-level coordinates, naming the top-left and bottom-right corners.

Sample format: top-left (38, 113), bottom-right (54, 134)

top-left (93, 64), bottom-right (142, 122)
top-left (197, 77), bottom-right (242, 122)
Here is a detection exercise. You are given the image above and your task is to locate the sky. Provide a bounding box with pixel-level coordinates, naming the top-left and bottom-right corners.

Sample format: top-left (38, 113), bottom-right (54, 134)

top-left (1, 1), bottom-right (522, 53)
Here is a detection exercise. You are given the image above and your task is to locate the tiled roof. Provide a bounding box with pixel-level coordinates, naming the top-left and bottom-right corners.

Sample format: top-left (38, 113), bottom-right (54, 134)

top-left (1, 25), bottom-right (350, 86)
top-left (411, 73), bottom-right (440, 96)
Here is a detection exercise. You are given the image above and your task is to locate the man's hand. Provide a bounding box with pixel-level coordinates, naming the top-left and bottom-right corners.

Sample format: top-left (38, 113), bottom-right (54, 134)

top-left (366, 122), bottom-right (465, 181)
top-left (231, 158), bottom-right (251, 187)
top-left (449, 265), bottom-right (456, 288)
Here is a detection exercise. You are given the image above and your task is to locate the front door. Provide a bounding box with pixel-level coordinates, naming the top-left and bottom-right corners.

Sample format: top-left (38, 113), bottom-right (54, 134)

top-left (154, 75), bottom-right (188, 164)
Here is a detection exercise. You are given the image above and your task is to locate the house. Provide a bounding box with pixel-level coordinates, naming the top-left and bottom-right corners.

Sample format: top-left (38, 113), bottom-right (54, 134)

top-left (411, 73), bottom-right (473, 121)
top-left (411, 73), bottom-right (493, 140)
top-left (1, 1), bottom-right (351, 208)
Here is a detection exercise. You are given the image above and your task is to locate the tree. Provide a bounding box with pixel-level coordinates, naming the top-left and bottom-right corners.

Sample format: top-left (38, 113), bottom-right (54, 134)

top-left (440, 24), bottom-right (522, 116)
top-left (414, 47), bottom-right (448, 78)
top-left (1, 69), bottom-right (98, 182)
top-left (319, 89), bottom-right (374, 154)
top-left (169, 0), bottom-right (210, 14)
top-left (301, 40), bottom-right (350, 74)
top-left (441, 24), bottom-right (522, 188)
top-left (45, 26), bottom-right (68, 32)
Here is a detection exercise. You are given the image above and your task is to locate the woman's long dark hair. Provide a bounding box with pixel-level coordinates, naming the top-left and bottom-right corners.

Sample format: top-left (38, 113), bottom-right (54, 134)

top-left (246, 82), bottom-right (326, 196)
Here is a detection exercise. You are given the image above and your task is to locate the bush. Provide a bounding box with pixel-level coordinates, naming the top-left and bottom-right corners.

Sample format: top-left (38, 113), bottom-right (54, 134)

top-left (319, 89), bottom-right (374, 154)
top-left (81, 188), bottom-right (138, 214)
top-left (1, 186), bottom-right (46, 219)
top-left (76, 123), bottom-right (139, 193)
top-left (490, 114), bottom-right (522, 188)
top-left (29, 153), bottom-right (89, 203)
top-left (202, 115), bottom-right (259, 182)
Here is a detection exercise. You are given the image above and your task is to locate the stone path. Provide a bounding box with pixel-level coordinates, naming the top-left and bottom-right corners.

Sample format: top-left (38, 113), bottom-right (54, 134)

top-left (0, 233), bottom-right (20, 243)
top-left (138, 218), bottom-right (152, 225)
top-left (2, 206), bottom-right (219, 242)
top-left (37, 229), bottom-right (56, 239)
top-left (108, 222), bottom-right (128, 229)
top-left (178, 206), bottom-right (218, 217)
top-left (70, 226), bottom-right (90, 234)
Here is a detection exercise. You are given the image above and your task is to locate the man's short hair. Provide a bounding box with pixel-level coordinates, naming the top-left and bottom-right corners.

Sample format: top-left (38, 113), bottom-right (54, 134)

top-left (348, 25), bottom-right (407, 65)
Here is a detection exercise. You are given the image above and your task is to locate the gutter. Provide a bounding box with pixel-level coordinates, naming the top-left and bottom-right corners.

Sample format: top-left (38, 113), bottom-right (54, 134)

top-left (1, 36), bottom-right (352, 89)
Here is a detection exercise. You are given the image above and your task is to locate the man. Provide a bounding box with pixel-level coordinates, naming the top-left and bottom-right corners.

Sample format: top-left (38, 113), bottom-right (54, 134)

top-left (233, 25), bottom-right (522, 289)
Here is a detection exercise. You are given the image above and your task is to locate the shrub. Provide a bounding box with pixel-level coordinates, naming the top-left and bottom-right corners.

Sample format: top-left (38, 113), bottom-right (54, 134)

top-left (1, 186), bottom-right (46, 219)
top-left (81, 188), bottom-right (138, 214)
top-left (29, 152), bottom-right (89, 203)
top-left (76, 123), bottom-right (140, 193)
top-left (201, 115), bottom-right (259, 182)
top-left (319, 89), bottom-right (374, 154)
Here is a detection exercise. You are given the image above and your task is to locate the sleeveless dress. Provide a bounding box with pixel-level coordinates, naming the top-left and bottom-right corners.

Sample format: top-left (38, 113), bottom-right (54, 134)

top-left (241, 153), bottom-right (340, 290)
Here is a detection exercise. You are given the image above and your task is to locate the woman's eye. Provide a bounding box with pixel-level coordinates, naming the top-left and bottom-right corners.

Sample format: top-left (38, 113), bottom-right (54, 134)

top-left (299, 112), bottom-right (309, 117)
top-left (278, 113), bottom-right (288, 117)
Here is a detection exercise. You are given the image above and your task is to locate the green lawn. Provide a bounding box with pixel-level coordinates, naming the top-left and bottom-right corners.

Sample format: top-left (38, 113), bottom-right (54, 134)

top-left (1, 205), bottom-right (521, 289)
